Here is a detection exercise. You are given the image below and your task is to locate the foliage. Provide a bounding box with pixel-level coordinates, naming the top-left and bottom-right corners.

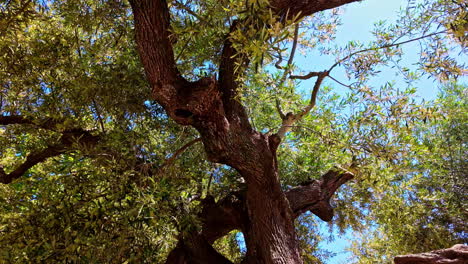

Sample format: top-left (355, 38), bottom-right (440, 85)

top-left (0, 0), bottom-right (466, 263)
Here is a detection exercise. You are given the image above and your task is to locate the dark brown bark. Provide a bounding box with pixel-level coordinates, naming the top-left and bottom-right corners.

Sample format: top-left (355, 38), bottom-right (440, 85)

top-left (165, 168), bottom-right (353, 264)
top-left (128, 0), bottom-right (359, 263)
top-left (394, 244), bottom-right (468, 264)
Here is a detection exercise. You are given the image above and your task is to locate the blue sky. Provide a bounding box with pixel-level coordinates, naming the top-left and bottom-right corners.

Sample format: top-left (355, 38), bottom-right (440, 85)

top-left (298, 0), bottom-right (466, 263)
top-left (294, 0), bottom-right (467, 103)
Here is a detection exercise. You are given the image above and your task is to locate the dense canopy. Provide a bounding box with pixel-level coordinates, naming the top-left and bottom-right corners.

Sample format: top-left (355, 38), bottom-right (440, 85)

top-left (0, 0), bottom-right (466, 263)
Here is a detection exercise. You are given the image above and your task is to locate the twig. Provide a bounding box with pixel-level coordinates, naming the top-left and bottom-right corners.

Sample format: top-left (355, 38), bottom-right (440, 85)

top-left (328, 75), bottom-right (355, 89)
top-left (278, 24), bottom-right (300, 84)
top-left (173, 0), bottom-right (206, 23)
top-left (328, 30), bottom-right (447, 72)
top-left (160, 138), bottom-right (202, 168)
top-left (92, 99), bottom-right (106, 133)
top-left (275, 24), bottom-right (300, 119)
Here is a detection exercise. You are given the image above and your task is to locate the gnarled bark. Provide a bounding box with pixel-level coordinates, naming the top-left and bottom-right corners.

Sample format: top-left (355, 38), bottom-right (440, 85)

top-left (128, 0), bottom-right (358, 263)
top-left (394, 244), bottom-right (468, 264)
top-left (165, 168), bottom-right (353, 264)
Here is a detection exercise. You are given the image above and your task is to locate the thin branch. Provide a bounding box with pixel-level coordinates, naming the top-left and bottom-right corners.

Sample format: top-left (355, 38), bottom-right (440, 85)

top-left (0, 129), bottom-right (99, 184)
top-left (328, 30), bottom-right (447, 72)
top-left (274, 48), bottom-right (284, 70)
top-left (289, 71), bottom-right (322, 80)
top-left (92, 99), bottom-right (106, 133)
top-left (278, 24), bottom-right (300, 84)
top-left (206, 167), bottom-right (215, 196)
top-left (275, 24), bottom-right (299, 119)
top-left (275, 99), bottom-right (285, 119)
top-left (328, 74), bottom-right (355, 89)
top-left (173, 0), bottom-right (206, 23)
top-left (305, 71), bottom-right (327, 113)
top-left (160, 138), bottom-right (202, 169)
top-left (276, 71), bottom-right (328, 138)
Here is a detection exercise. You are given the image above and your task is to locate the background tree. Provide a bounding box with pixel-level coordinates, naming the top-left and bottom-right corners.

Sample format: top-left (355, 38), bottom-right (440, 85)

top-left (0, 0), bottom-right (466, 263)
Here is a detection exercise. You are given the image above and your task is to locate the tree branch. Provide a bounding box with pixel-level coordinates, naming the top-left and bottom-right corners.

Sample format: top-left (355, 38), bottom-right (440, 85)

top-left (0, 128), bottom-right (99, 184)
top-left (270, 0), bottom-right (361, 21)
top-left (394, 244), bottom-right (468, 264)
top-left (289, 71), bottom-right (322, 80)
top-left (159, 138), bottom-right (202, 169)
top-left (218, 21), bottom-right (252, 129)
top-left (0, 115), bottom-right (63, 130)
top-left (279, 24), bottom-right (300, 84)
top-left (164, 194), bottom-right (244, 264)
top-left (164, 167), bottom-right (352, 262)
top-left (276, 71), bottom-right (328, 138)
top-left (129, 0), bottom-right (181, 106)
top-left (289, 31), bottom-right (447, 82)
top-left (275, 24), bottom-right (300, 119)
top-left (286, 167), bottom-right (354, 221)
top-left (0, 145), bottom-right (64, 184)
top-left (328, 30), bottom-right (447, 72)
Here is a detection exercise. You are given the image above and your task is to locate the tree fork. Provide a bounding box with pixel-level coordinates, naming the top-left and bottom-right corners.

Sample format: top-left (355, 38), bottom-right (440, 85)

top-left (129, 0), bottom-right (359, 263)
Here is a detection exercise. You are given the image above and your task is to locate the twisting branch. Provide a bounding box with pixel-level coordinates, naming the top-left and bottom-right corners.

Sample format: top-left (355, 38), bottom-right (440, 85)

top-left (276, 71), bottom-right (328, 138)
top-left (0, 129), bottom-right (100, 184)
top-left (289, 71), bottom-right (322, 80)
top-left (274, 48), bottom-right (284, 70)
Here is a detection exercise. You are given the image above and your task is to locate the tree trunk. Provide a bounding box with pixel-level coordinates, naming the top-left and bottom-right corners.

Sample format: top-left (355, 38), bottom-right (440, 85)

top-left (240, 135), bottom-right (302, 263)
top-left (129, 0), bottom-right (359, 263)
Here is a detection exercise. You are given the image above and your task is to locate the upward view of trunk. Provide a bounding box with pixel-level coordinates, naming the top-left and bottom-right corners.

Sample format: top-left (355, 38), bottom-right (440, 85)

top-left (129, 0), bottom-right (359, 263)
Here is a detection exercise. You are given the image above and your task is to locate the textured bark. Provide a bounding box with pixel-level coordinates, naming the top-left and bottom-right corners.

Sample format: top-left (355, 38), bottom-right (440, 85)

top-left (164, 169), bottom-right (353, 264)
top-left (394, 244), bottom-right (468, 264)
top-left (287, 167), bottom-right (354, 221)
top-left (128, 0), bottom-right (358, 263)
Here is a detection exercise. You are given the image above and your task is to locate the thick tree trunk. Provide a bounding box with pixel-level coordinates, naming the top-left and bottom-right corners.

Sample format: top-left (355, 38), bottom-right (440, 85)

top-left (240, 135), bottom-right (302, 263)
top-left (129, 0), bottom-right (359, 263)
